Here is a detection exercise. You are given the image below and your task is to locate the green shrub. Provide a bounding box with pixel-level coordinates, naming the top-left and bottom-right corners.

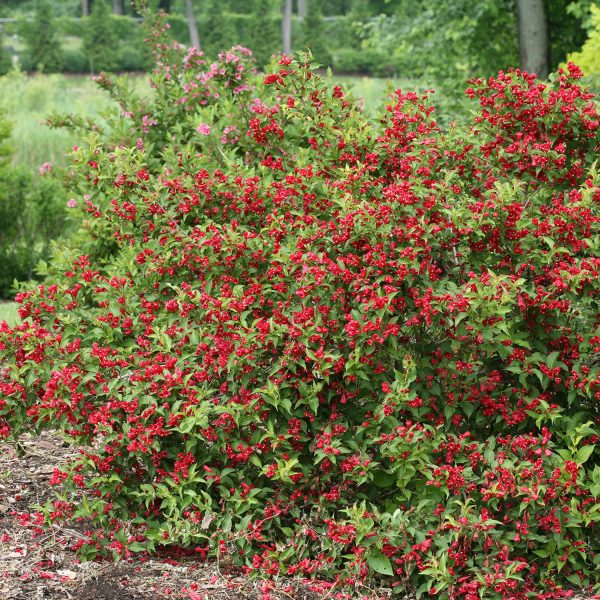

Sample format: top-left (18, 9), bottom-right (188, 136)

top-left (247, 0), bottom-right (280, 67)
top-left (0, 163), bottom-right (69, 299)
top-left (568, 4), bottom-right (600, 75)
top-left (83, 0), bottom-right (119, 73)
top-left (333, 47), bottom-right (394, 76)
top-left (0, 9), bottom-right (599, 600)
top-left (301, 2), bottom-right (332, 66)
top-left (0, 112), bottom-right (69, 298)
top-left (20, 0), bottom-right (64, 73)
top-left (119, 44), bottom-right (152, 72)
top-left (201, 1), bottom-right (237, 57)
top-left (0, 32), bottom-right (12, 76)
top-left (62, 48), bottom-right (88, 73)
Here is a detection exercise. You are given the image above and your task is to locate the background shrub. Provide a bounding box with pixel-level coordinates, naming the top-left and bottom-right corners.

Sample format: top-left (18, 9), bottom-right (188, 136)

top-left (300, 2), bottom-right (332, 66)
top-left (568, 4), bottom-right (600, 76)
top-left (62, 48), bottom-right (88, 73)
top-left (201, 0), bottom-right (237, 57)
top-left (247, 0), bottom-right (280, 67)
top-left (20, 0), bottom-right (64, 73)
top-left (0, 32), bottom-right (12, 76)
top-left (0, 112), bottom-right (69, 298)
top-left (83, 0), bottom-right (119, 73)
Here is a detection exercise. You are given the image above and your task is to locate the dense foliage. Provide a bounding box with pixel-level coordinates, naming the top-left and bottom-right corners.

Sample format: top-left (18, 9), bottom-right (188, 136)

top-left (0, 0), bottom-right (595, 79)
top-left (21, 0), bottom-right (64, 73)
top-left (83, 0), bottom-right (120, 74)
top-left (1, 10), bottom-right (599, 599)
top-left (0, 31), bottom-right (11, 76)
top-left (568, 4), bottom-right (600, 77)
top-left (0, 113), bottom-right (69, 298)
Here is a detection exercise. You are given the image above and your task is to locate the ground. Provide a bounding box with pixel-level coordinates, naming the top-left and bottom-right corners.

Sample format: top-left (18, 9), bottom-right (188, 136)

top-left (0, 432), bottom-right (395, 600)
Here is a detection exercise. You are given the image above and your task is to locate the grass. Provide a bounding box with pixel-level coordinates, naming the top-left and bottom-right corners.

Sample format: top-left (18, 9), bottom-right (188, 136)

top-left (0, 71), bottom-right (114, 168)
top-left (334, 74), bottom-right (419, 114)
top-left (0, 71), bottom-right (149, 169)
top-left (0, 302), bottom-right (18, 326)
top-left (0, 71), bottom-right (430, 170)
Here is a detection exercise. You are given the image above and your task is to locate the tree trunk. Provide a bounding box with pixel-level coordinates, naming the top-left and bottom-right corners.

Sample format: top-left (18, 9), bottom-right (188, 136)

top-left (297, 0), bottom-right (307, 19)
top-left (282, 0), bottom-right (292, 54)
top-left (186, 0), bottom-right (201, 49)
top-left (82, 0), bottom-right (90, 17)
top-left (515, 0), bottom-right (549, 78)
top-left (113, 0), bottom-right (123, 14)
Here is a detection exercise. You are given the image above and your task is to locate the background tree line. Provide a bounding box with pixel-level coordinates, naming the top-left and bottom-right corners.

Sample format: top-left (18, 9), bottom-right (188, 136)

top-left (0, 0), bottom-right (599, 79)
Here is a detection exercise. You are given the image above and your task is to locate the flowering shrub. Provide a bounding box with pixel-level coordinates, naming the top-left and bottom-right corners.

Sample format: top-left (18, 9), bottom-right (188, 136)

top-left (0, 8), bottom-right (599, 599)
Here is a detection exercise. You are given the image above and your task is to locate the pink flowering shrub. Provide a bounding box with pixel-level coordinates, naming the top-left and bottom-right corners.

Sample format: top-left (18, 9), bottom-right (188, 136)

top-left (1, 9), bottom-right (599, 599)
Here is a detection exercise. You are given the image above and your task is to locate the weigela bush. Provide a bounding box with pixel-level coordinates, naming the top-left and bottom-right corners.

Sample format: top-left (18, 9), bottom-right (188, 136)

top-left (1, 10), bottom-right (599, 599)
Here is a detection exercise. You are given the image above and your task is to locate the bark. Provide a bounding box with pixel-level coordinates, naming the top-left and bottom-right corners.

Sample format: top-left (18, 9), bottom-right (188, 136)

top-left (82, 0), bottom-right (89, 17)
top-left (515, 0), bottom-right (549, 78)
top-left (186, 0), bottom-right (201, 50)
top-left (112, 0), bottom-right (123, 14)
top-left (297, 0), bottom-right (307, 19)
top-left (282, 0), bottom-right (292, 54)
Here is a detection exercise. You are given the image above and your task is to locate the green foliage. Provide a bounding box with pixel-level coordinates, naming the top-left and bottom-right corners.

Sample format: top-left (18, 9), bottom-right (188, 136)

top-left (0, 113), bottom-right (12, 164)
top-left (1, 10), bottom-right (599, 597)
top-left (201, 0), bottom-right (237, 57)
top-left (332, 47), bottom-right (386, 76)
top-left (0, 302), bottom-right (18, 326)
top-left (0, 31), bottom-right (12, 76)
top-left (0, 163), bottom-right (69, 299)
top-left (0, 111), bottom-right (70, 298)
top-left (301, 2), bottom-right (332, 66)
top-left (247, 0), bottom-right (279, 67)
top-left (62, 48), bottom-right (88, 73)
top-left (20, 0), bottom-right (64, 73)
top-left (568, 4), bottom-right (600, 75)
top-left (83, 0), bottom-right (120, 73)
top-left (359, 0), bottom-right (519, 82)
top-left (547, 0), bottom-right (590, 69)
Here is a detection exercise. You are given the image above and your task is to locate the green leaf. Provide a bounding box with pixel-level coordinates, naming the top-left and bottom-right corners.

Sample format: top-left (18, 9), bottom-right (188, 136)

top-left (178, 417), bottom-right (195, 433)
top-left (575, 445), bottom-right (595, 465)
top-left (546, 351), bottom-right (560, 369)
top-left (372, 470), bottom-right (396, 488)
top-left (367, 550), bottom-right (394, 576)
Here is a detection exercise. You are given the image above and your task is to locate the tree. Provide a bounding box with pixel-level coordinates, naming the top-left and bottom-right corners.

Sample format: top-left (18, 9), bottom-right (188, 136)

top-left (203, 0), bottom-right (236, 57)
top-left (113, 0), bottom-right (123, 14)
top-left (282, 0), bottom-right (292, 54)
top-left (297, 0), bottom-right (307, 18)
top-left (248, 0), bottom-right (280, 66)
top-left (82, 0), bottom-right (90, 16)
top-left (301, 1), bottom-right (331, 65)
top-left (83, 0), bottom-right (119, 72)
top-left (516, 0), bottom-right (549, 78)
top-left (186, 0), bottom-right (201, 49)
top-left (22, 0), bottom-right (64, 72)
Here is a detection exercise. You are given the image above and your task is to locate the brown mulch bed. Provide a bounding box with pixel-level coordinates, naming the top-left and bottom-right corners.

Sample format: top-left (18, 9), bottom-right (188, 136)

top-left (0, 432), bottom-right (393, 600)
